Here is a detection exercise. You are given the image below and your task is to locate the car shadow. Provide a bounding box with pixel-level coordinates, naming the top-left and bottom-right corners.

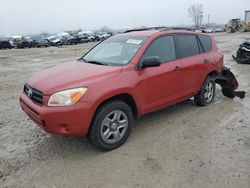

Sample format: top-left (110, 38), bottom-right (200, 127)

top-left (29, 99), bottom-right (196, 158)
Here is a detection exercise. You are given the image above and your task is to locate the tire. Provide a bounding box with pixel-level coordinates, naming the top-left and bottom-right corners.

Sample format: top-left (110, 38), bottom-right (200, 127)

top-left (226, 27), bottom-right (232, 33)
top-left (88, 100), bottom-right (134, 151)
top-left (194, 76), bottom-right (216, 106)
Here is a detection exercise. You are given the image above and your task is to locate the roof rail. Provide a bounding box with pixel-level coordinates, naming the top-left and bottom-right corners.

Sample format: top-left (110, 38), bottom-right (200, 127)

top-left (160, 27), bottom-right (197, 32)
top-left (124, 26), bottom-right (168, 33)
top-left (123, 27), bottom-right (198, 33)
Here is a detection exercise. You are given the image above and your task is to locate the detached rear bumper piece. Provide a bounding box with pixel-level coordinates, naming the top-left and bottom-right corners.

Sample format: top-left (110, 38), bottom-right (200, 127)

top-left (232, 55), bottom-right (250, 64)
top-left (215, 66), bottom-right (245, 99)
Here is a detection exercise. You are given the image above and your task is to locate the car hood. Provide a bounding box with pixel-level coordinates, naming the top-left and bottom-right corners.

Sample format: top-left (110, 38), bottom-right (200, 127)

top-left (27, 61), bottom-right (122, 95)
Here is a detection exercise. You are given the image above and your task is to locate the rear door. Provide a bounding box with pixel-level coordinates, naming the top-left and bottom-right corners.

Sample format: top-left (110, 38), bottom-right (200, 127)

top-left (175, 34), bottom-right (207, 97)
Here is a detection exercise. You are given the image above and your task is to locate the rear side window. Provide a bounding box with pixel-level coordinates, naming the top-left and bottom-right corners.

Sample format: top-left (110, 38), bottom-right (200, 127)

top-left (176, 35), bottom-right (199, 58)
top-left (142, 35), bottom-right (176, 62)
top-left (198, 35), bottom-right (212, 52)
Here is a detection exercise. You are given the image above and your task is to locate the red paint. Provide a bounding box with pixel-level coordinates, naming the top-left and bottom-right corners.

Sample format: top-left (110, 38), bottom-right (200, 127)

top-left (20, 30), bottom-right (223, 136)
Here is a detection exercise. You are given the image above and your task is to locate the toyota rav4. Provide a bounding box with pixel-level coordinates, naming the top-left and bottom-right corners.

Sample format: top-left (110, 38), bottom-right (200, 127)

top-left (20, 28), bottom-right (245, 150)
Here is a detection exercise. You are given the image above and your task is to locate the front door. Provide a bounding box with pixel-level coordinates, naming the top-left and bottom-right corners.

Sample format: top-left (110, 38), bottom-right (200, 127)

top-left (136, 35), bottom-right (182, 113)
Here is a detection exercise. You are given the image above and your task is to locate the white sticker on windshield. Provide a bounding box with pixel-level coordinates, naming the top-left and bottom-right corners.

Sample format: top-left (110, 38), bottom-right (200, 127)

top-left (126, 39), bottom-right (142, 45)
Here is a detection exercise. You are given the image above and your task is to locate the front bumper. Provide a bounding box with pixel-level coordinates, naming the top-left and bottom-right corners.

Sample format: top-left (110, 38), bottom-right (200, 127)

top-left (20, 92), bottom-right (94, 136)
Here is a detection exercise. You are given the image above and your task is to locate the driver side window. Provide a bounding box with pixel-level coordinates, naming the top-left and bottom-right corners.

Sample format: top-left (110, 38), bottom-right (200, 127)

top-left (142, 35), bottom-right (176, 63)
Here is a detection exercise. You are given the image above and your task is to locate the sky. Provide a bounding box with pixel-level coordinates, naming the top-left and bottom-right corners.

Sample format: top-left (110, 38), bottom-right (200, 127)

top-left (0, 0), bottom-right (249, 35)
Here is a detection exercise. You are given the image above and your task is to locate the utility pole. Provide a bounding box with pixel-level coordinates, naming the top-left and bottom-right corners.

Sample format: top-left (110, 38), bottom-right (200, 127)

top-left (199, 11), bottom-right (203, 28)
top-left (207, 14), bottom-right (210, 26)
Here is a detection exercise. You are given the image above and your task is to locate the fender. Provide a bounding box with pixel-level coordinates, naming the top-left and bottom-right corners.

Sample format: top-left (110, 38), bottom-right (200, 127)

top-left (92, 88), bottom-right (143, 117)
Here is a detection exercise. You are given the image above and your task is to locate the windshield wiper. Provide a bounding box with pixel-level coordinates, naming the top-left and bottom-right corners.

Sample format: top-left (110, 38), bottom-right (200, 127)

top-left (87, 60), bottom-right (108, 65)
top-left (80, 58), bottom-right (108, 66)
top-left (78, 58), bottom-right (87, 62)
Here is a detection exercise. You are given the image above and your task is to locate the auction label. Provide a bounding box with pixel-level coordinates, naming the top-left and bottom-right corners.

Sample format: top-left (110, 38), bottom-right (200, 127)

top-left (126, 39), bottom-right (142, 45)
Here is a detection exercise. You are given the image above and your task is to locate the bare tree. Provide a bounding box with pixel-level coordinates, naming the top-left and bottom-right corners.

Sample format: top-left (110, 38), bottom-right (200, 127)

top-left (188, 4), bottom-right (204, 28)
top-left (100, 26), bottom-right (111, 32)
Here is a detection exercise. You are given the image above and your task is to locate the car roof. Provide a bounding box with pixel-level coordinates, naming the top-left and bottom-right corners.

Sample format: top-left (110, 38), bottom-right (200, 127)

top-left (122, 30), bottom-right (159, 37)
top-left (121, 29), bottom-right (209, 37)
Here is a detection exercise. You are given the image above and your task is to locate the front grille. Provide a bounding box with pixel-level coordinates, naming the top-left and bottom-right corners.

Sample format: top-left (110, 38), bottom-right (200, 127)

top-left (24, 84), bottom-right (43, 105)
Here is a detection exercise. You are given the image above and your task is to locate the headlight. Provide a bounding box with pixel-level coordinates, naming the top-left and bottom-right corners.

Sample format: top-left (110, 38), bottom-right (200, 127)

top-left (48, 87), bottom-right (88, 106)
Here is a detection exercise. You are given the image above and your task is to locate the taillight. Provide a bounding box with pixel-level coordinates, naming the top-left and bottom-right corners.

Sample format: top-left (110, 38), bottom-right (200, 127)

top-left (217, 50), bottom-right (224, 70)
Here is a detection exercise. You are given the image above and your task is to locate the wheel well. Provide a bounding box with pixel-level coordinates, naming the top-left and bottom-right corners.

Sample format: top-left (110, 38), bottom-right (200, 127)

top-left (97, 93), bottom-right (138, 118)
top-left (207, 70), bottom-right (219, 78)
top-left (198, 70), bottom-right (219, 91)
top-left (87, 93), bottom-right (138, 136)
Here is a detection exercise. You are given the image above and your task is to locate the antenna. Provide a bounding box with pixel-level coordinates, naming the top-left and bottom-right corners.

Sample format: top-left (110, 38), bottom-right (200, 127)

top-left (74, 48), bottom-right (76, 60)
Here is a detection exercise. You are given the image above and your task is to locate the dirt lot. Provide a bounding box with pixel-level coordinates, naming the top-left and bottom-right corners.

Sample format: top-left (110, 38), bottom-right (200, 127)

top-left (0, 33), bottom-right (250, 188)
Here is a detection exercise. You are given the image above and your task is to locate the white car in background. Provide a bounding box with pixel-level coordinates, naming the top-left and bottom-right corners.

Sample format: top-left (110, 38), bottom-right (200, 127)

top-left (204, 28), bottom-right (215, 33)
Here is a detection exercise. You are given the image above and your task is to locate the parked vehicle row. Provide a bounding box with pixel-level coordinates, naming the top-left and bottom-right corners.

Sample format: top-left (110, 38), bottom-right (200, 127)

top-left (0, 32), bottom-right (112, 50)
top-left (202, 27), bottom-right (225, 33)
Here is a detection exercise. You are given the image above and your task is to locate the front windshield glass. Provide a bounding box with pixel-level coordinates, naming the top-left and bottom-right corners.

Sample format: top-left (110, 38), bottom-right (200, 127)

top-left (83, 35), bottom-right (147, 66)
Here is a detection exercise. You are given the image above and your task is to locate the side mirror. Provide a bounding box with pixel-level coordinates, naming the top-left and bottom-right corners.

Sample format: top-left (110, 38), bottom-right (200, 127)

top-left (141, 56), bottom-right (161, 69)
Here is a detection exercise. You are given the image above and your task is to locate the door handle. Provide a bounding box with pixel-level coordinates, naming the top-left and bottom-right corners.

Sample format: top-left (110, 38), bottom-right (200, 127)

top-left (203, 59), bottom-right (209, 63)
top-left (174, 66), bottom-right (181, 71)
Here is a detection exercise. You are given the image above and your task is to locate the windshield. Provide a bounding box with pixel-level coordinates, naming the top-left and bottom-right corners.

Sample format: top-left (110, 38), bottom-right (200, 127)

top-left (82, 35), bottom-right (147, 66)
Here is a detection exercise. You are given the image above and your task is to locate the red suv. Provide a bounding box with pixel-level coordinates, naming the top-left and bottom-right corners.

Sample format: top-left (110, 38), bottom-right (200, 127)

top-left (20, 28), bottom-right (244, 150)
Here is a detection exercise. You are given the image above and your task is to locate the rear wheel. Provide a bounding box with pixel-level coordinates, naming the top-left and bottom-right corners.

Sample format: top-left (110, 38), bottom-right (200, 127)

top-left (88, 100), bottom-right (134, 150)
top-left (194, 76), bottom-right (216, 106)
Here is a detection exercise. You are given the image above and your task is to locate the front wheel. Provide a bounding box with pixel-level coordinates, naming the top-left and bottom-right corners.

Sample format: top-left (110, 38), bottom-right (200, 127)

top-left (194, 76), bottom-right (216, 106)
top-left (226, 27), bottom-right (232, 33)
top-left (88, 100), bottom-right (134, 150)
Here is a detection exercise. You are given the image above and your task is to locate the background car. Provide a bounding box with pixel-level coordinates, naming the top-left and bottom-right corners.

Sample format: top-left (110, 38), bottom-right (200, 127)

top-left (71, 33), bottom-right (87, 43)
top-left (92, 34), bottom-right (102, 41)
top-left (0, 39), bottom-right (12, 49)
top-left (214, 27), bottom-right (225, 32)
top-left (36, 38), bottom-right (50, 47)
top-left (203, 28), bottom-right (215, 33)
top-left (46, 36), bottom-right (63, 46)
top-left (24, 37), bottom-right (37, 47)
top-left (61, 35), bottom-right (78, 45)
top-left (16, 38), bottom-right (34, 48)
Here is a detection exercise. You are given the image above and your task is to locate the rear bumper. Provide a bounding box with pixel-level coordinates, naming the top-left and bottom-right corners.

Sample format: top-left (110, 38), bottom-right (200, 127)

top-left (20, 92), bottom-right (94, 136)
top-left (215, 66), bottom-right (245, 99)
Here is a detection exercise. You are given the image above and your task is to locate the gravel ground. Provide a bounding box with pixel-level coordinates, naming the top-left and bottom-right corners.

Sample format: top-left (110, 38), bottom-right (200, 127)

top-left (0, 33), bottom-right (250, 188)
